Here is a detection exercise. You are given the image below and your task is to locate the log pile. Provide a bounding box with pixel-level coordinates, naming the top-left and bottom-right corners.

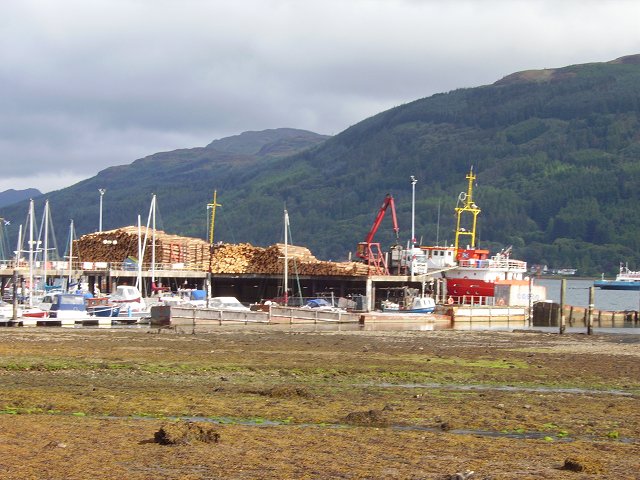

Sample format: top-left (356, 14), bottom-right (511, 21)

top-left (75, 227), bottom-right (211, 271)
top-left (211, 242), bottom-right (370, 276)
top-left (76, 228), bottom-right (369, 276)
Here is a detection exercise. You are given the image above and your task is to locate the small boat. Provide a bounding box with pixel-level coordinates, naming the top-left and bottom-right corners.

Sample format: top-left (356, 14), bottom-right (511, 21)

top-left (110, 285), bottom-right (147, 316)
top-left (302, 298), bottom-right (346, 313)
top-left (207, 296), bottom-right (250, 311)
top-left (48, 294), bottom-right (89, 319)
top-left (86, 297), bottom-right (121, 317)
top-left (594, 263), bottom-right (640, 290)
top-left (381, 295), bottom-right (435, 314)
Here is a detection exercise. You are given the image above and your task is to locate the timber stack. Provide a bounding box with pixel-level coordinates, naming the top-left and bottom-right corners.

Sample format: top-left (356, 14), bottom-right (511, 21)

top-left (75, 227), bottom-right (211, 271)
top-left (75, 228), bottom-right (369, 276)
top-left (211, 242), bottom-right (370, 276)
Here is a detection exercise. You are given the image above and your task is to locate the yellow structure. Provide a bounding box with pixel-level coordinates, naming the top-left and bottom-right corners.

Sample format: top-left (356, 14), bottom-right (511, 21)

top-left (454, 168), bottom-right (481, 251)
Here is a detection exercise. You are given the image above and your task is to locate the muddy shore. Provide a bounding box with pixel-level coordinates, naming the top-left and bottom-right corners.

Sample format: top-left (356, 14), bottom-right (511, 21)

top-left (0, 326), bottom-right (638, 479)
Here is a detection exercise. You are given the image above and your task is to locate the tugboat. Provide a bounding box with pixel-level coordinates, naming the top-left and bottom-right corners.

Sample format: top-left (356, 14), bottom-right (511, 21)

top-left (417, 168), bottom-right (528, 304)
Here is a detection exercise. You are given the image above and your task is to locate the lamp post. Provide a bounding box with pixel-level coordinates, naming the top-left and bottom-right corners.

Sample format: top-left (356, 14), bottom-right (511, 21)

top-left (410, 176), bottom-right (417, 246)
top-left (98, 189), bottom-right (106, 232)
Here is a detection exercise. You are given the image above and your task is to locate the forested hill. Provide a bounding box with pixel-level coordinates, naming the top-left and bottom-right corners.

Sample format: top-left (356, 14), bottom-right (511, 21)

top-left (3, 56), bottom-right (640, 275)
top-left (0, 188), bottom-right (41, 208)
top-left (213, 54), bottom-right (640, 275)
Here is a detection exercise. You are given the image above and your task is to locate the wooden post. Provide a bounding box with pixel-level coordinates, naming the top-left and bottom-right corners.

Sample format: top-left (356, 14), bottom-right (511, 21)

top-left (559, 278), bottom-right (566, 334)
top-left (12, 271), bottom-right (18, 321)
top-left (568, 306), bottom-right (573, 326)
top-left (587, 286), bottom-right (594, 335)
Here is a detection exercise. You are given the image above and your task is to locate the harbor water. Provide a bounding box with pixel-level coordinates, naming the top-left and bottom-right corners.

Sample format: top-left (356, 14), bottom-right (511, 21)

top-left (535, 278), bottom-right (640, 311)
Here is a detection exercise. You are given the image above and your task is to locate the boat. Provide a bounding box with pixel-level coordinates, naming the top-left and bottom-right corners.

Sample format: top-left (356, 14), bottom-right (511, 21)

top-left (110, 285), bottom-right (147, 316)
top-left (48, 293), bottom-right (89, 320)
top-left (207, 296), bottom-right (250, 311)
top-left (406, 168), bottom-right (528, 304)
top-left (86, 297), bottom-right (121, 317)
top-left (594, 263), bottom-right (640, 290)
top-left (381, 295), bottom-right (436, 313)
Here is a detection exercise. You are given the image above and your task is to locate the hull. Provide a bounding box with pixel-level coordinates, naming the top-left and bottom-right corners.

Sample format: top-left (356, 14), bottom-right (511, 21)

top-left (446, 278), bottom-right (495, 299)
top-left (90, 305), bottom-right (121, 317)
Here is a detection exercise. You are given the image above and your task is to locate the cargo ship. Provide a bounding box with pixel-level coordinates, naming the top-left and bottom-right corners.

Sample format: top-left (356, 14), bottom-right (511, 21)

top-left (409, 169), bottom-right (528, 303)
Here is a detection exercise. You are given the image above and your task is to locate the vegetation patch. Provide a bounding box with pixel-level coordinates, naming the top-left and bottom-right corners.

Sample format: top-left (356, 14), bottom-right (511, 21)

top-left (154, 421), bottom-right (221, 445)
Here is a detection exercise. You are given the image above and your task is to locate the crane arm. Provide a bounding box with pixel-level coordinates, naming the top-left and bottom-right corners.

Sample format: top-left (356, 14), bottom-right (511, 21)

top-left (363, 194), bottom-right (400, 244)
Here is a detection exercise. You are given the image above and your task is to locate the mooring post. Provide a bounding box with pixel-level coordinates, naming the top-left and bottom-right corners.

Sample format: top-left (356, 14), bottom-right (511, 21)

top-left (587, 286), bottom-right (594, 335)
top-left (11, 271), bottom-right (18, 321)
top-left (559, 278), bottom-right (566, 334)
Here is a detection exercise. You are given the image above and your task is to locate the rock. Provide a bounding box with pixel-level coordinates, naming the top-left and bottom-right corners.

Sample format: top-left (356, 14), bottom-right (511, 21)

top-left (449, 470), bottom-right (475, 479)
top-left (43, 441), bottom-right (67, 449)
top-left (154, 421), bottom-right (220, 445)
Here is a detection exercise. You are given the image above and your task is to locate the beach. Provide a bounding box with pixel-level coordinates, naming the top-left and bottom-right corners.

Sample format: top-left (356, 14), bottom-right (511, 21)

top-left (0, 326), bottom-right (638, 479)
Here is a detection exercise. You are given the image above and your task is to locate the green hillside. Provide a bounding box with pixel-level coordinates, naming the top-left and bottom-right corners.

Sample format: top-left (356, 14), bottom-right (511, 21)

top-left (3, 56), bottom-right (640, 275)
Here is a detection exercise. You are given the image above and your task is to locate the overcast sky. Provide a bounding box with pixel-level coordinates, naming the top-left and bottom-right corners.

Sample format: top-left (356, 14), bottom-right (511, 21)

top-left (2, 0), bottom-right (639, 193)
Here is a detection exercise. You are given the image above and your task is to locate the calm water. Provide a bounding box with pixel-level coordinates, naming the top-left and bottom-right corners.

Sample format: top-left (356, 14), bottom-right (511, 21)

top-left (535, 278), bottom-right (640, 311)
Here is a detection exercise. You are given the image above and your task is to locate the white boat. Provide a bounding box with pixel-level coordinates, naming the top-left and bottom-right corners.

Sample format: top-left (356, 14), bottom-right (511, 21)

top-left (207, 296), bottom-right (250, 311)
top-left (110, 285), bottom-right (148, 317)
top-left (594, 263), bottom-right (640, 290)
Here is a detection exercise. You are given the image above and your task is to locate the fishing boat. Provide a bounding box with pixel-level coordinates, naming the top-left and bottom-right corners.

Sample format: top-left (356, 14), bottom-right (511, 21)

top-left (381, 295), bottom-right (435, 313)
top-left (594, 264), bottom-right (640, 290)
top-left (409, 168), bottom-right (528, 304)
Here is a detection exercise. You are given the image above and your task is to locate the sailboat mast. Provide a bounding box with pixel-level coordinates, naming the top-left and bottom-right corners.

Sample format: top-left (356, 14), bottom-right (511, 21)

top-left (28, 199), bottom-right (35, 306)
top-left (15, 224), bottom-right (23, 266)
top-left (67, 220), bottom-right (74, 288)
top-left (43, 200), bottom-right (49, 292)
top-left (137, 215), bottom-right (142, 291)
top-left (284, 209), bottom-right (289, 306)
top-left (152, 194), bottom-right (156, 282)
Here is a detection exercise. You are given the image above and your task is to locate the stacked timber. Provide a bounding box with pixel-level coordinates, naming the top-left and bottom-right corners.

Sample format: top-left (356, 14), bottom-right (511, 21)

top-left (211, 242), bottom-right (370, 276)
top-left (75, 227), bottom-right (211, 271)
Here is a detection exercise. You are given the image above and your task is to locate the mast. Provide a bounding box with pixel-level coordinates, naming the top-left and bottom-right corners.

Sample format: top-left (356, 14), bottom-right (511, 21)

top-left (28, 199), bottom-right (35, 306)
top-left (454, 167), bottom-right (481, 252)
top-left (152, 194), bottom-right (156, 282)
top-left (137, 215), bottom-right (142, 291)
top-left (43, 200), bottom-right (49, 292)
top-left (283, 208), bottom-right (289, 306)
top-left (67, 220), bottom-right (74, 288)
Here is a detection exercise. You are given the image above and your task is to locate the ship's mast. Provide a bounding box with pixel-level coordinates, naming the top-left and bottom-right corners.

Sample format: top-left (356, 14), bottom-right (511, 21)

top-left (454, 168), bottom-right (481, 252)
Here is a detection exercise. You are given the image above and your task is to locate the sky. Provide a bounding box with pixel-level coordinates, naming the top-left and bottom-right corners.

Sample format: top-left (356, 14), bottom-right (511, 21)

top-left (2, 0), bottom-right (640, 194)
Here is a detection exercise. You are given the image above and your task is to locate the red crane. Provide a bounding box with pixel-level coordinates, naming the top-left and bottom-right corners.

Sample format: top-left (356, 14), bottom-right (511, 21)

top-left (356, 194), bottom-right (400, 274)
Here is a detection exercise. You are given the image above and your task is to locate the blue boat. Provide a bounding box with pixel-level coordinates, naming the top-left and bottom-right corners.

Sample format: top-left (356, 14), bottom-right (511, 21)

top-left (381, 295), bottom-right (436, 313)
top-left (594, 263), bottom-right (640, 290)
top-left (48, 294), bottom-right (89, 319)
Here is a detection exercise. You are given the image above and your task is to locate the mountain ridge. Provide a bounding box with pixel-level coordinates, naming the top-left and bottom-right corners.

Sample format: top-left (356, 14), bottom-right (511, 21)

top-left (2, 57), bottom-right (640, 274)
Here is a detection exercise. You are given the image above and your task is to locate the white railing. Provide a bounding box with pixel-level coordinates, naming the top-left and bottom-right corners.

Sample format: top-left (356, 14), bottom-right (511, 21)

top-left (457, 257), bottom-right (527, 270)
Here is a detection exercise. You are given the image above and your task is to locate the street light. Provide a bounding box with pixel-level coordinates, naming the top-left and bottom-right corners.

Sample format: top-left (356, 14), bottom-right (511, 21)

top-left (410, 176), bottom-right (417, 246)
top-left (98, 189), bottom-right (106, 232)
